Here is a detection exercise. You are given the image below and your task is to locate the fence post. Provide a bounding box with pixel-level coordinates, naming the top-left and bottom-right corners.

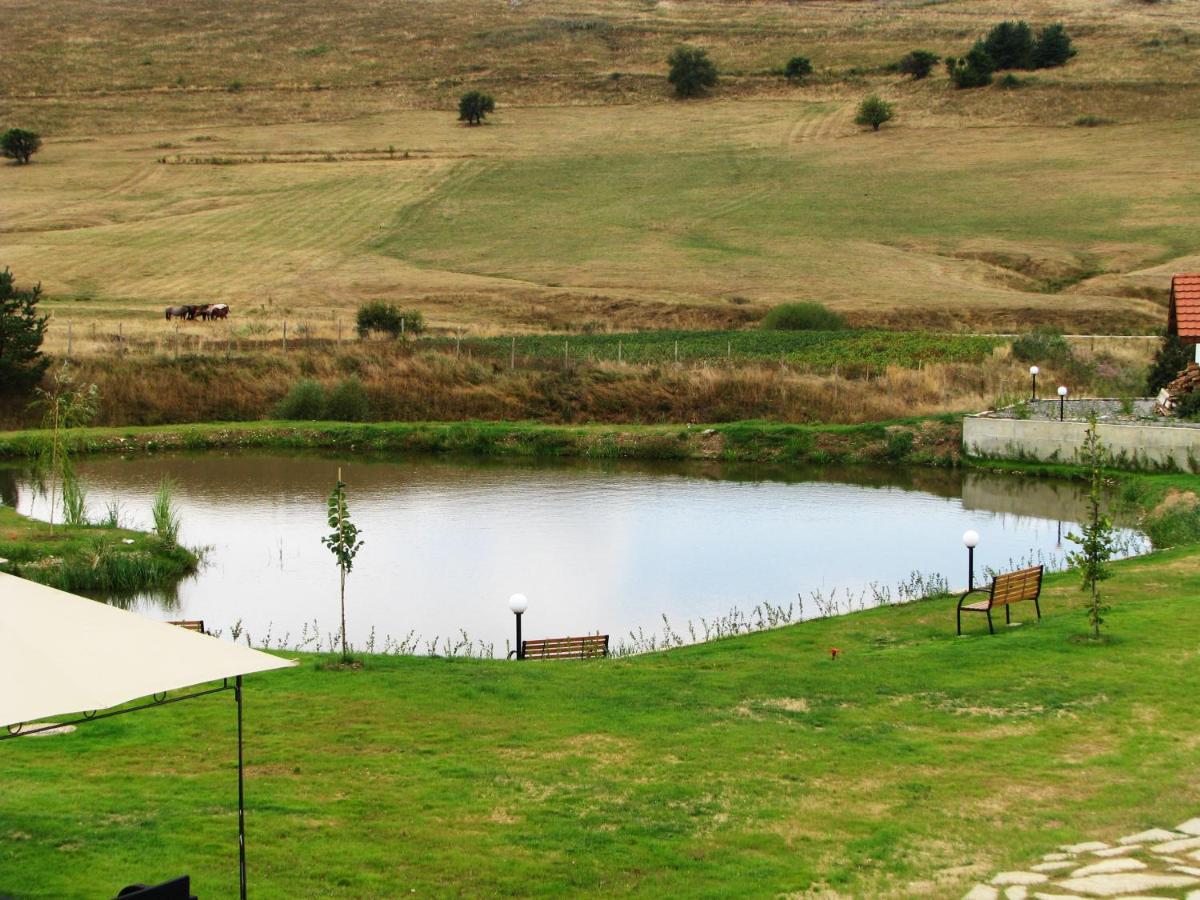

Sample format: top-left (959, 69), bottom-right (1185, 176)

top-left (401, 317), bottom-right (405, 338)
top-left (564, 340), bottom-right (568, 367)
top-left (456, 331), bottom-right (461, 356)
top-left (674, 340), bottom-right (679, 364)
top-left (67, 321), bottom-right (73, 358)
top-left (510, 336), bottom-right (516, 370)
top-left (336, 317), bottom-right (342, 345)
top-left (118, 322), bottom-right (124, 356)
top-left (727, 340), bottom-right (731, 361)
top-left (618, 340), bottom-right (622, 364)
top-left (283, 320), bottom-right (287, 352)
top-left (174, 324), bottom-right (180, 359)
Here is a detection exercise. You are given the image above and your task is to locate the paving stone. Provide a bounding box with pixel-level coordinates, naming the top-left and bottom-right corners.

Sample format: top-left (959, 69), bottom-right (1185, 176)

top-left (1152, 837), bottom-right (1200, 854)
top-left (994, 872), bottom-right (1050, 886)
top-left (1177, 820), bottom-right (1200, 837)
top-left (1187, 891), bottom-right (1200, 900)
top-left (1032, 894), bottom-right (1084, 900)
top-left (1005, 888), bottom-right (1028, 900)
top-left (1192, 850), bottom-right (1200, 862)
top-left (1070, 859), bottom-right (1146, 878)
top-left (965, 885), bottom-right (999, 900)
top-left (1118, 830), bottom-right (1183, 846)
top-left (1172, 866), bottom-right (1200, 877)
top-left (1033, 863), bottom-right (1077, 873)
top-left (1043, 853), bottom-right (1072, 862)
top-left (1064, 842), bottom-right (1111, 854)
top-left (1093, 847), bottom-right (1140, 858)
top-left (1054, 873), bottom-right (1199, 897)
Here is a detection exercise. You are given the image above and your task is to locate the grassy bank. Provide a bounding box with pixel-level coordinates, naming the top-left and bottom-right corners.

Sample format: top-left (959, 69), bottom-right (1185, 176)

top-left (0, 417), bottom-right (965, 467)
top-left (3, 545), bottom-right (1199, 897)
top-left (0, 504), bottom-right (199, 597)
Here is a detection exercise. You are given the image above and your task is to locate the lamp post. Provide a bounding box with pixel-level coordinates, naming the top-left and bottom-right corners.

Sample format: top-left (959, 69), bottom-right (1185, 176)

top-left (508, 593), bottom-right (528, 660)
top-left (1058, 385), bottom-right (1068, 421)
top-left (1029, 365), bottom-right (1039, 401)
top-left (963, 530), bottom-right (980, 591)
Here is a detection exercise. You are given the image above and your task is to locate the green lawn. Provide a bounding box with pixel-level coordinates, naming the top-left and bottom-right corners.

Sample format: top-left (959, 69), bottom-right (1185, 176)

top-left (3, 541), bottom-right (1199, 897)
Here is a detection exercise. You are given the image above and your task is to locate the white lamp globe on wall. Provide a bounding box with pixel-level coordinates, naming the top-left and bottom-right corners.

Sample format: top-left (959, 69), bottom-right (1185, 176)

top-left (1057, 385), bottom-right (1068, 421)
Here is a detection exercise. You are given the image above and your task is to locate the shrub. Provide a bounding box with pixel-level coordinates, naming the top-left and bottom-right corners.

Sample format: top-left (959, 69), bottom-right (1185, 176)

top-left (458, 91), bottom-right (495, 125)
top-left (356, 301), bottom-right (422, 338)
top-left (981, 21), bottom-right (1035, 70)
top-left (1147, 333), bottom-right (1193, 393)
top-left (897, 50), bottom-right (940, 80)
top-left (1074, 115), bottom-right (1114, 127)
top-left (761, 302), bottom-right (846, 331)
top-left (325, 377), bottom-right (370, 422)
top-left (1032, 23), bottom-right (1076, 68)
top-left (1011, 326), bottom-right (1072, 365)
top-left (275, 378), bottom-right (326, 420)
top-left (667, 46), bottom-right (718, 98)
top-left (152, 477), bottom-right (182, 547)
top-left (997, 73), bottom-right (1024, 89)
top-left (946, 48), bottom-right (995, 88)
top-left (784, 56), bottom-right (813, 82)
top-left (0, 267), bottom-right (49, 396)
top-left (1, 128), bottom-right (42, 165)
top-left (854, 95), bottom-right (895, 131)
top-left (1175, 392), bottom-right (1200, 421)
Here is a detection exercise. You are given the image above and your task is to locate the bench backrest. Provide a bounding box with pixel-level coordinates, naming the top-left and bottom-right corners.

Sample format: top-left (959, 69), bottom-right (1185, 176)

top-left (523, 635), bottom-right (609, 660)
top-left (168, 620), bottom-right (206, 633)
top-left (989, 566), bottom-right (1043, 607)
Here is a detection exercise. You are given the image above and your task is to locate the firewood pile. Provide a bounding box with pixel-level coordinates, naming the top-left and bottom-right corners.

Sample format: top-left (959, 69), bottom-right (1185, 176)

top-left (1156, 364), bottom-right (1200, 415)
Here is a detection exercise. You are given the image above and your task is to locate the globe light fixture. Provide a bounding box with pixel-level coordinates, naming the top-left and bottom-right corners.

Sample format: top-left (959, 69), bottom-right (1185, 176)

top-left (1029, 365), bottom-right (1039, 401)
top-left (1058, 385), bottom-right (1068, 421)
top-left (508, 593), bottom-right (528, 659)
top-left (962, 530), bottom-right (980, 590)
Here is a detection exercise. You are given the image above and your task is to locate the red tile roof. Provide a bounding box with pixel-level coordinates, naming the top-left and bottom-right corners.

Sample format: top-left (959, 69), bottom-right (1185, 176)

top-left (1169, 274), bottom-right (1200, 338)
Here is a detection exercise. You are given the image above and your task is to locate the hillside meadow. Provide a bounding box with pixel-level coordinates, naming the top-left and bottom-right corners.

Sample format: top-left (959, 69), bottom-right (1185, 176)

top-left (1, 0), bottom-right (1198, 337)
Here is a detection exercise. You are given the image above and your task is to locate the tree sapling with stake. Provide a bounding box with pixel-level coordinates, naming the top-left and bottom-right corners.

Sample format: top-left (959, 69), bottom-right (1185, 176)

top-left (322, 468), bottom-right (364, 662)
top-left (1067, 413), bottom-right (1117, 639)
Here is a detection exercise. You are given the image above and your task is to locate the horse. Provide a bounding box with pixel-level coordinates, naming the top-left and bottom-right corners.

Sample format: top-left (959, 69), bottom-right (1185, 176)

top-left (208, 304), bottom-right (229, 320)
top-left (164, 306), bottom-right (188, 320)
top-left (188, 304), bottom-right (212, 321)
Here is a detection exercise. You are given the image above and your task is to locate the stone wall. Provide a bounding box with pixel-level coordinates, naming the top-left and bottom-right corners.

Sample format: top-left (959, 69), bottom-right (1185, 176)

top-left (964, 414), bottom-right (1200, 472)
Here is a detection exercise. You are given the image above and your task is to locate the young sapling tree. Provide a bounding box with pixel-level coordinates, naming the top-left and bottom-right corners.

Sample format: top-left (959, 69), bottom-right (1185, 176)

top-left (322, 468), bottom-right (364, 661)
top-left (1067, 414), bottom-right (1117, 639)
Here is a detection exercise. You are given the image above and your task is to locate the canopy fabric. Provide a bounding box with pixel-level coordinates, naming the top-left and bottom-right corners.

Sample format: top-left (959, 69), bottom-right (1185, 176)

top-left (0, 572), bottom-right (294, 729)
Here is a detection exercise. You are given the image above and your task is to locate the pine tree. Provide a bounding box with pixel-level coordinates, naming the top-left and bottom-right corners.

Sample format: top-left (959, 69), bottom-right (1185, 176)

top-left (0, 268), bottom-right (50, 396)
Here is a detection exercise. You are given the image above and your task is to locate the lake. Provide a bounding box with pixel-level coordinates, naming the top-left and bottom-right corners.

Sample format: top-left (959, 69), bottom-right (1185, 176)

top-left (6, 453), bottom-right (1146, 654)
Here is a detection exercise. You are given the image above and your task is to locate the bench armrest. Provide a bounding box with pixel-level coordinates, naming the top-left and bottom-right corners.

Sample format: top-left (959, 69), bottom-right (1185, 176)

top-left (957, 588), bottom-right (991, 609)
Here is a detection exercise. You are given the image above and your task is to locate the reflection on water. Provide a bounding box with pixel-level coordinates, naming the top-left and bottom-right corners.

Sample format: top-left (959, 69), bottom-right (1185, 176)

top-left (8, 452), bottom-right (1147, 650)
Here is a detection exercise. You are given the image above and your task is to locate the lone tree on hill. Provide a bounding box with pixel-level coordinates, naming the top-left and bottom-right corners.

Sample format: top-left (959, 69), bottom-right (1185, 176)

top-left (784, 55), bottom-right (813, 82)
top-left (458, 91), bottom-right (495, 126)
top-left (667, 46), bottom-right (718, 98)
top-left (855, 95), bottom-right (895, 131)
top-left (981, 21), bottom-right (1036, 70)
top-left (0, 267), bottom-right (50, 396)
top-left (1, 128), bottom-right (42, 164)
top-left (946, 47), bottom-right (996, 88)
top-left (898, 49), bottom-right (940, 80)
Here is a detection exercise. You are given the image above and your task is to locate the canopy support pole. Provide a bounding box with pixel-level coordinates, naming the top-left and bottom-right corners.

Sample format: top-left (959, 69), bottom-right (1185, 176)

top-left (236, 674), bottom-right (247, 900)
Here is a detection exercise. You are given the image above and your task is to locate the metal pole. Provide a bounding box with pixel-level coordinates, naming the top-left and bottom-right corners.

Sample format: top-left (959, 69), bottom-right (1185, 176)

top-left (236, 675), bottom-right (247, 900)
top-left (1031, 372), bottom-right (1037, 401)
top-left (515, 611), bottom-right (523, 660)
top-left (968, 546), bottom-right (975, 591)
top-left (1059, 395), bottom-right (1065, 421)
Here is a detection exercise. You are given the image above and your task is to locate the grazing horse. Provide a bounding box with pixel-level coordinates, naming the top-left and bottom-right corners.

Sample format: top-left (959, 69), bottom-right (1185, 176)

top-left (165, 305), bottom-right (188, 320)
top-left (208, 304), bottom-right (229, 320)
top-left (188, 304), bottom-right (213, 321)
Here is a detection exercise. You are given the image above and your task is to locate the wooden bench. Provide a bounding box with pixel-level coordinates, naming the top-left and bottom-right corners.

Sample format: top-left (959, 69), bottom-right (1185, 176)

top-left (168, 620), bottom-right (207, 635)
top-left (957, 565), bottom-right (1043, 635)
top-left (513, 635), bottom-right (609, 660)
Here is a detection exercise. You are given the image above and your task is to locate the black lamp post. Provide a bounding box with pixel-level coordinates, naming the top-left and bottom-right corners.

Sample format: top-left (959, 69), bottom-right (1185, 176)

top-left (1029, 365), bottom-right (1039, 401)
top-left (963, 529), bottom-right (979, 590)
top-left (508, 593), bottom-right (528, 659)
top-left (1058, 385), bottom-right (1068, 421)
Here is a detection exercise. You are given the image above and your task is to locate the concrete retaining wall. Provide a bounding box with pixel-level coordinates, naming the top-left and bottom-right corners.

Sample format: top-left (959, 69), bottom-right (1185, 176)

top-left (964, 415), bottom-right (1200, 473)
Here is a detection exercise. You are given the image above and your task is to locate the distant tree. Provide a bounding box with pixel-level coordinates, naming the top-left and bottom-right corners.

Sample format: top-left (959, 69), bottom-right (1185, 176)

top-left (1, 128), bottom-right (41, 165)
top-left (1032, 23), bottom-right (1076, 68)
top-left (981, 21), bottom-right (1036, 70)
top-left (1146, 332), bottom-right (1192, 394)
top-left (356, 301), bottom-right (422, 338)
top-left (784, 55), bottom-right (813, 82)
top-left (1067, 414), bottom-right (1117, 640)
top-left (0, 267), bottom-right (50, 396)
top-left (667, 46), bottom-right (718, 98)
top-left (854, 95), bottom-right (895, 131)
top-left (761, 302), bottom-right (846, 331)
top-left (897, 49), bottom-right (940, 80)
top-left (458, 91), bottom-right (495, 126)
top-left (946, 47), bottom-right (996, 88)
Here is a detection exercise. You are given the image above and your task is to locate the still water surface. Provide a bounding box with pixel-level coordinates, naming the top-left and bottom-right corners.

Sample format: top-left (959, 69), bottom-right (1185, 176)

top-left (9, 453), bottom-right (1146, 651)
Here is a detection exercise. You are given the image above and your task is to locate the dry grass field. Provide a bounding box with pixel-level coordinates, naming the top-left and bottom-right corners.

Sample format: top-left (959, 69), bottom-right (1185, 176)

top-left (2, 0), bottom-right (1198, 338)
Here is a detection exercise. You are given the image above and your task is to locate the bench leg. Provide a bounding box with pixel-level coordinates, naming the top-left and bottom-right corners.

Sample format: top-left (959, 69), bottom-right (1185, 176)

top-left (986, 610), bottom-right (994, 634)
top-left (1034, 597), bottom-right (1042, 621)
top-left (1005, 605), bottom-right (1011, 625)
top-left (957, 607), bottom-right (962, 636)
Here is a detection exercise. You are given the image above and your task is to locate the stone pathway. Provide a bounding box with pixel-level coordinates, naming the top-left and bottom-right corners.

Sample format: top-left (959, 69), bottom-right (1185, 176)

top-left (964, 818), bottom-right (1200, 899)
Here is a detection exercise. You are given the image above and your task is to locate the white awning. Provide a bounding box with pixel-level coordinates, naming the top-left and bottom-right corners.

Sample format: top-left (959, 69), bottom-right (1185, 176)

top-left (0, 572), bottom-right (295, 729)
